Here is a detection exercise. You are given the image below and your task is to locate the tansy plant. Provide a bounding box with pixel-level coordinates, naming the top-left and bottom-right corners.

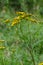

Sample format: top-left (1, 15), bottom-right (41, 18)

top-left (0, 11), bottom-right (43, 65)
top-left (5, 12), bottom-right (37, 26)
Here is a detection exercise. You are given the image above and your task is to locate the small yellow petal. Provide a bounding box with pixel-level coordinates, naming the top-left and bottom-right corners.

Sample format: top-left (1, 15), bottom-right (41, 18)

top-left (16, 12), bottom-right (25, 15)
top-left (30, 18), bottom-right (36, 22)
top-left (5, 19), bottom-right (10, 23)
top-left (11, 20), bottom-right (20, 26)
top-left (14, 16), bottom-right (20, 20)
top-left (21, 15), bottom-right (25, 18)
top-left (11, 16), bottom-right (20, 26)
top-left (0, 46), bottom-right (5, 49)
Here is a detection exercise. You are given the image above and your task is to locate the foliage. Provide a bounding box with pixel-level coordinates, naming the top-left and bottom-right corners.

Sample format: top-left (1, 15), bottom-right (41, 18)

top-left (0, 0), bottom-right (43, 15)
top-left (0, 11), bottom-right (43, 65)
top-left (0, 0), bottom-right (43, 65)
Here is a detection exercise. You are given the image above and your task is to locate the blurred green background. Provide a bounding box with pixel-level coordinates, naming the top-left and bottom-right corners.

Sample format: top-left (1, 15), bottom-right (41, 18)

top-left (0, 0), bottom-right (43, 15)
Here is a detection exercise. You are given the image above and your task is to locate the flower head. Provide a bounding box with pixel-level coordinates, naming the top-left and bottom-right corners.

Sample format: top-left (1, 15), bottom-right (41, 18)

top-left (16, 12), bottom-right (25, 15)
top-left (30, 18), bottom-right (36, 22)
top-left (11, 16), bottom-right (20, 26)
top-left (14, 16), bottom-right (20, 20)
top-left (11, 19), bottom-right (20, 26)
top-left (5, 19), bottom-right (10, 23)
top-left (39, 62), bottom-right (43, 65)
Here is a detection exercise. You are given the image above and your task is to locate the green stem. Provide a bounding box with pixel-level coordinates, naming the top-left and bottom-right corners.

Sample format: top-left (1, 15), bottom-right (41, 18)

top-left (27, 44), bottom-right (36, 65)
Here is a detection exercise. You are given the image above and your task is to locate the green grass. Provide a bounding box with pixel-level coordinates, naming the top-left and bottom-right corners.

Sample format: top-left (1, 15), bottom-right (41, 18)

top-left (0, 11), bottom-right (43, 65)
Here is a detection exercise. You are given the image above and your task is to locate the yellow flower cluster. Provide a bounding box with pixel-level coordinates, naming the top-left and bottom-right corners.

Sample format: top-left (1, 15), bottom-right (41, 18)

top-left (4, 12), bottom-right (37, 26)
top-left (11, 16), bottom-right (20, 26)
top-left (0, 46), bottom-right (5, 49)
top-left (16, 12), bottom-right (32, 16)
top-left (16, 12), bottom-right (25, 15)
top-left (30, 18), bottom-right (37, 22)
top-left (39, 62), bottom-right (43, 65)
top-left (16, 12), bottom-right (36, 21)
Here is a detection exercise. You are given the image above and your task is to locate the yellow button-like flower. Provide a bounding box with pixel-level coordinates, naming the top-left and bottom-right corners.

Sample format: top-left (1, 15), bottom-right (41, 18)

top-left (30, 18), bottom-right (36, 22)
top-left (39, 62), bottom-right (43, 65)
top-left (0, 46), bottom-right (5, 49)
top-left (14, 16), bottom-right (20, 20)
top-left (21, 15), bottom-right (25, 18)
top-left (11, 16), bottom-right (20, 26)
top-left (11, 19), bottom-right (20, 26)
top-left (20, 13), bottom-right (32, 19)
top-left (11, 21), bottom-right (17, 26)
top-left (25, 17), bottom-right (30, 20)
top-left (5, 19), bottom-right (10, 23)
top-left (16, 12), bottom-right (25, 15)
